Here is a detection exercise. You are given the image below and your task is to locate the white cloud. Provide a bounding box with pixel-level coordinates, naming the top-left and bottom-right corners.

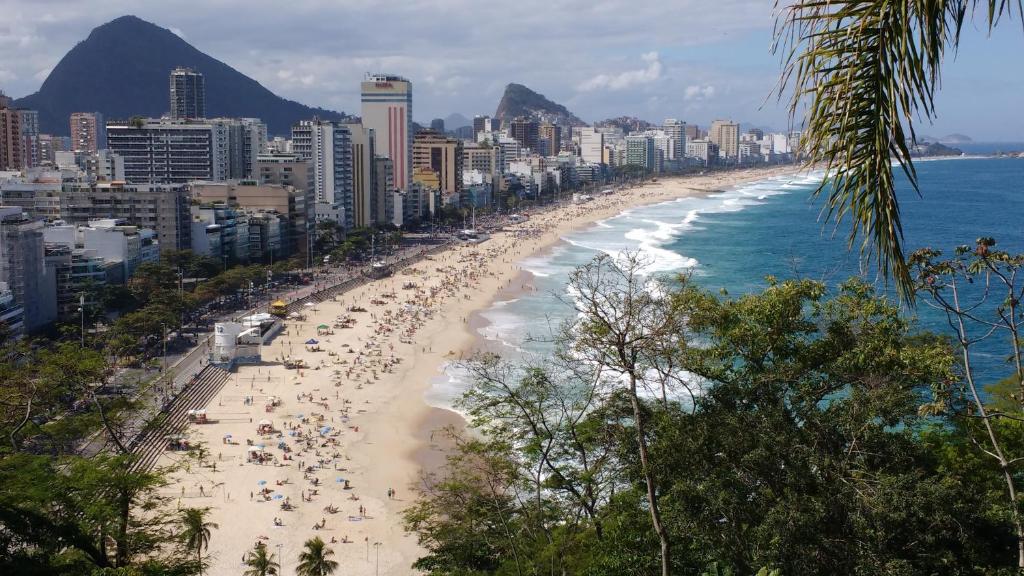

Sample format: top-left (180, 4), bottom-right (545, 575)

top-left (169, 26), bottom-right (187, 39)
top-left (577, 51), bottom-right (663, 92)
top-left (684, 84), bottom-right (716, 100)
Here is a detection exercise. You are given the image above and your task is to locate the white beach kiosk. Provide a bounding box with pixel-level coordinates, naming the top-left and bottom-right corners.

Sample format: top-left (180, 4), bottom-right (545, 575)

top-left (210, 313), bottom-right (283, 370)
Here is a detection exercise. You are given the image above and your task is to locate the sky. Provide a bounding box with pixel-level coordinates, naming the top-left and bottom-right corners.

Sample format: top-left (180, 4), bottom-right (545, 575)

top-left (0, 0), bottom-right (1021, 140)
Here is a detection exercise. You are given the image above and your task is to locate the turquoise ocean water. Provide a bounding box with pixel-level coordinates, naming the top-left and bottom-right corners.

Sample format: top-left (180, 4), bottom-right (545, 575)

top-left (426, 152), bottom-right (1024, 411)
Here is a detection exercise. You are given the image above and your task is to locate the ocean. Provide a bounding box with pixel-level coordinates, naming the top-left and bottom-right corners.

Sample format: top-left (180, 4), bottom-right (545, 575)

top-left (426, 154), bottom-right (1024, 411)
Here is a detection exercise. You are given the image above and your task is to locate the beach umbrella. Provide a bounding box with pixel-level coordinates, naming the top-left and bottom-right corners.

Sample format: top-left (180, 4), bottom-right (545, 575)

top-left (272, 494), bottom-right (284, 500)
top-left (304, 302), bottom-right (315, 308)
top-left (259, 419), bottom-right (272, 426)
top-left (335, 477), bottom-right (346, 483)
top-left (257, 443), bottom-right (265, 448)
top-left (223, 433), bottom-right (232, 438)
top-left (320, 426), bottom-right (332, 434)
top-left (317, 324), bottom-right (329, 329)
top-left (296, 413), bottom-right (304, 418)
top-left (257, 480), bottom-right (267, 486)
top-left (288, 430), bottom-right (297, 436)
top-left (305, 339), bottom-right (319, 345)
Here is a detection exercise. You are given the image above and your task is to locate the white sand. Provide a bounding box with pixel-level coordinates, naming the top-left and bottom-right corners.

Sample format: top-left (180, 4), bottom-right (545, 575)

top-left (159, 167), bottom-right (804, 575)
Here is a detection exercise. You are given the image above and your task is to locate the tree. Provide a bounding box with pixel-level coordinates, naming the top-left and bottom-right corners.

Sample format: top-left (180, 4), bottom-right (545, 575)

top-left (563, 253), bottom-right (686, 576)
top-left (296, 537), bottom-right (337, 576)
top-left (180, 508), bottom-right (217, 576)
top-left (774, 0), bottom-right (1021, 299)
top-left (244, 543), bottom-right (279, 576)
top-left (911, 238), bottom-right (1024, 568)
top-left (406, 261), bottom-right (1016, 574)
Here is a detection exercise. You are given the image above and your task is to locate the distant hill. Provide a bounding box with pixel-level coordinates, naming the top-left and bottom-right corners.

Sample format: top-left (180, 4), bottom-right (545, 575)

top-left (595, 116), bottom-right (654, 134)
top-left (12, 15), bottom-right (345, 136)
top-left (444, 113), bottom-right (471, 130)
top-left (494, 83), bottom-right (585, 127)
top-left (920, 133), bottom-right (974, 145)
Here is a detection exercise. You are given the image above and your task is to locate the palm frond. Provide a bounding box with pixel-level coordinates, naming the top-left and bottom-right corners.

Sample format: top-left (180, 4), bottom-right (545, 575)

top-left (774, 0), bottom-right (973, 300)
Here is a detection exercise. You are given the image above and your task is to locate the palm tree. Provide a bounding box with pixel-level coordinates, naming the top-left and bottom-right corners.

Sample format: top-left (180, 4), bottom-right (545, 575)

top-left (295, 536), bottom-right (338, 576)
top-left (774, 0), bottom-right (1020, 299)
top-left (180, 507), bottom-right (218, 575)
top-left (244, 543), bottom-right (280, 576)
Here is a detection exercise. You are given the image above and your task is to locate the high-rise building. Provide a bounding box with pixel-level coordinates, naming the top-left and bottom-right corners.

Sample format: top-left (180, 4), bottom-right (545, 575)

top-left (256, 152), bottom-right (313, 260)
top-left (684, 124), bottom-right (701, 140)
top-left (59, 181), bottom-right (191, 252)
top-left (578, 127), bottom-right (605, 164)
top-left (539, 123), bottom-right (562, 156)
top-left (374, 157), bottom-right (396, 226)
top-left (509, 117), bottom-right (540, 151)
top-left (343, 123), bottom-right (378, 228)
top-left (625, 135), bottom-right (656, 170)
top-left (430, 118), bottom-right (445, 133)
top-left (686, 139), bottom-right (719, 166)
top-left (18, 110), bottom-right (39, 169)
top-left (291, 119), bottom-right (353, 227)
top-left (0, 103), bottom-right (25, 171)
top-left (169, 67), bottom-right (206, 120)
top-left (708, 120), bottom-right (740, 159)
top-left (107, 118), bottom-right (231, 183)
top-left (663, 119), bottom-right (687, 161)
top-left (413, 130), bottom-right (464, 204)
top-left (0, 206), bottom-right (55, 330)
top-left (70, 112), bottom-right (106, 153)
top-left (360, 74), bottom-right (413, 190)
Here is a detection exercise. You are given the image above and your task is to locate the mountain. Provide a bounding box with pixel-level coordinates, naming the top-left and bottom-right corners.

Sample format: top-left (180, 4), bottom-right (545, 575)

top-left (444, 113), bottom-right (471, 130)
top-left (919, 133), bottom-right (973, 145)
top-left (494, 83), bottom-right (585, 127)
top-left (12, 15), bottom-right (344, 136)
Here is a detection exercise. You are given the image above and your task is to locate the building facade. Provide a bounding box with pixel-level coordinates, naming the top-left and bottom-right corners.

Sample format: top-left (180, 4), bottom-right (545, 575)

top-left (169, 67), bottom-right (206, 120)
top-left (0, 206), bottom-right (55, 330)
top-left (60, 181), bottom-right (191, 252)
top-left (70, 112), bottom-right (106, 153)
top-left (413, 130), bottom-right (463, 205)
top-left (709, 120), bottom-right (740, 160)
top-left (291, 119), bottom-right (353, 227)
top-left (360, 74), bottom-right (413, 190)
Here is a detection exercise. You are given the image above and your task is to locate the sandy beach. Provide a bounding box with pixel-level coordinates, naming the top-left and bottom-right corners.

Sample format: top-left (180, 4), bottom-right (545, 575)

top-left (158, 166), bottom-right (804, 575)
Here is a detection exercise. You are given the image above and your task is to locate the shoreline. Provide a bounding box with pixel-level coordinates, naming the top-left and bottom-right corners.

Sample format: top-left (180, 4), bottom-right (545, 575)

top-left (407, 163), bottom-right (813, 478)
top-left (161, 165), bottom-right (808, 576)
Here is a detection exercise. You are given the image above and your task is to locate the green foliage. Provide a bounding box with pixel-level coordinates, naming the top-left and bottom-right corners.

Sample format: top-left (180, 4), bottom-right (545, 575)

top-left (296, 537), bottom-right (338, 576)
top-left (407, 261), bottom-right (1018, 574)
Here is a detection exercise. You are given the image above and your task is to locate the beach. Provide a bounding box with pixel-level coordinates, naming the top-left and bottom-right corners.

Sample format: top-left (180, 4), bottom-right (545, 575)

top-left (159, 165), bottom-right (803, 575)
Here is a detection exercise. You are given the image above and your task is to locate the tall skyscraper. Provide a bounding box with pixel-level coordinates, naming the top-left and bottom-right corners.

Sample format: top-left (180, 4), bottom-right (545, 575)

top-left (578, 127), bottom-right (605, 164)
top-left (509, 117), bottom-right (540, 151)
top-left (291, 119), bottom-right (353, 227)
top-left (70, 112), bottom-right (106, 153)
top-left (539, 123), bottom-right (562, 156)
top-left (709, 119), bottom-right (740, 159)
top-left (430, 118), bottom-right (445, 133)
top-left (169, 67), bottom-right (206, 120)
top-left (344, 123), bottom-right (377, 228)
top-left (663, 119), bottom-right (687, 161)
top-left (360, 74), bottom-right (413, 190)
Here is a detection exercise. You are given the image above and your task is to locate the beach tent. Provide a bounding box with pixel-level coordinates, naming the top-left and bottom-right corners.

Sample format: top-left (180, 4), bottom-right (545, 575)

top-left (317, 324), bottom-right (328, 329)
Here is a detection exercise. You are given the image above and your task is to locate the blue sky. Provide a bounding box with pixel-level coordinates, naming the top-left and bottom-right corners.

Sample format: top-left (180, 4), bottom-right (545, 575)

top-left (0, 0), bottom-right (1021, 140)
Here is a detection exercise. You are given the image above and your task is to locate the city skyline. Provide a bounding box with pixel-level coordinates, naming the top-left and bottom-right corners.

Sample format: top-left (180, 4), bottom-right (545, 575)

top-left (1, 1), bottom-right (1022, 140)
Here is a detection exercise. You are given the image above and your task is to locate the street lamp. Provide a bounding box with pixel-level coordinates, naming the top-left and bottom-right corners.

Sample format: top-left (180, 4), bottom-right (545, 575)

top-left (373, 541), bottom-right (382, 575)
top-left (78, 294), bottom-right (85, 347)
